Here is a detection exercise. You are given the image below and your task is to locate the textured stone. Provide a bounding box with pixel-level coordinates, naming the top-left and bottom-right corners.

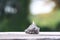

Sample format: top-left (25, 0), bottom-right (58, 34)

top-left (25, 22), bottom-right (40, 34)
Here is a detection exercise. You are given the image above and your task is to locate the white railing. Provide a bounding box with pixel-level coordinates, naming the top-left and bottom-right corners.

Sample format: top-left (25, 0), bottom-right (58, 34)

top-left (0, 32), bottom-right (60, 39)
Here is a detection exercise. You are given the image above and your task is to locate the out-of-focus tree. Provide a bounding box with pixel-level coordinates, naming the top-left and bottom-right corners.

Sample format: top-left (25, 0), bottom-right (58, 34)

top-left (28, 0), bottom-right (60, 31)
top-left (0, 0), bottom-right (30, 31)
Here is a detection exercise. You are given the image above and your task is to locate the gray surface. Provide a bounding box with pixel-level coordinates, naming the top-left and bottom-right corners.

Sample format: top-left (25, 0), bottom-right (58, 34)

top-left (0, 39), bottom-right (60, 40)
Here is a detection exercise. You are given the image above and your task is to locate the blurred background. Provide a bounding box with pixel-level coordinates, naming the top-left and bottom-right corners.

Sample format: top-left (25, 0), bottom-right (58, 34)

top-left (0, 0), bottom-right (60, 32)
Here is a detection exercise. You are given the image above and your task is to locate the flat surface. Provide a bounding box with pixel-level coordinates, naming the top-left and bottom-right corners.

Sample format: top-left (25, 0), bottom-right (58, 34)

top-left (0, 32), bottom-right (60, 39)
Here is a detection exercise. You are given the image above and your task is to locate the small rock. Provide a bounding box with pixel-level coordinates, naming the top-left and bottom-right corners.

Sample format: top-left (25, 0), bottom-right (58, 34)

top-left (25, 22), bottom-right (40, 34)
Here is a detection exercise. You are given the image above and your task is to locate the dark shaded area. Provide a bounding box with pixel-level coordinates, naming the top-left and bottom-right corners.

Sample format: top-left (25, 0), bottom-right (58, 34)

top-left (6, 0), bottom-right (30, 31)
top-left (40, 27), bottom-right (52, 32)
top-left (0, 0), bottom-right (30, 31)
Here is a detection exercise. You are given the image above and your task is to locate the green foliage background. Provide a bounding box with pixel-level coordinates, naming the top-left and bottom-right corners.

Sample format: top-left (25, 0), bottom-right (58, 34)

top-left (0, 0), bottom-right (60, 32)
top-left (0, 0), bottom-right (30, 32)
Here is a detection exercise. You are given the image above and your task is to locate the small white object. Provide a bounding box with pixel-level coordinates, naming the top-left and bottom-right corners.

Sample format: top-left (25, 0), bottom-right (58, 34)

top-left (29, 0), bottom-right (56, 15)
top-left (32, 21), bottom-right (35, 24)
top-left (4, 6), bottom-right (17, 14)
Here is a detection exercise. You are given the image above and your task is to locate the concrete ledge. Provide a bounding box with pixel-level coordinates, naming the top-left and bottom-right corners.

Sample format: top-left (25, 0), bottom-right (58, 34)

top-left (0, 32), bottom-right (60, 39)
